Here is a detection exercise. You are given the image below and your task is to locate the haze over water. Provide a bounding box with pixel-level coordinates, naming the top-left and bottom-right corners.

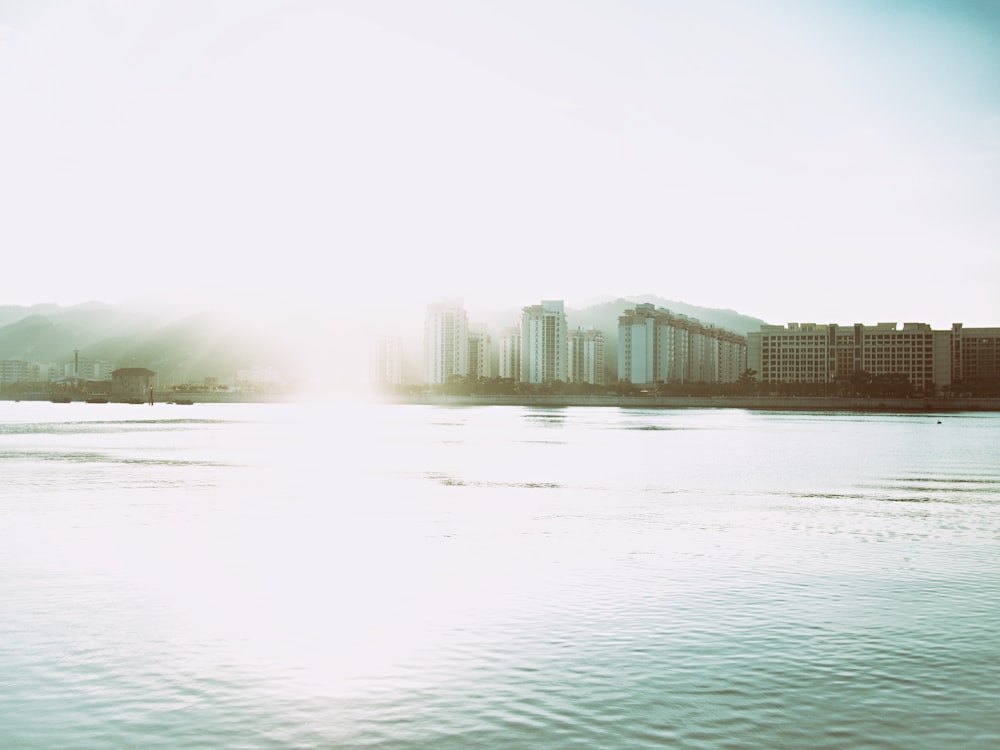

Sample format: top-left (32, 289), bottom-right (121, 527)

top-left (1, 401), bottom-right (998, 749)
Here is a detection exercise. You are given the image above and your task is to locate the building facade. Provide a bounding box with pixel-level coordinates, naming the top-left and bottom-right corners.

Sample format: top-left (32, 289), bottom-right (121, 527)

top-left (950, 324), bottom-right (1000, 387)
top-left (0, 360), bottom-right (30, 384)
top-left (370, 336), bottom-right (403, 386)
top-left (498, 327), bottom-right (521, 381)
top-left (568, 327), bottom-right (606, 385)
top-left (467, 325), bottom-right (490, 380)
top-left (618, 304), bottom-right (747, 385)
top-left (521, 300), bottom-right (568, 384)
top-left (747, 321), bottom-right (1000, 393)
top-left (424, 299), bottom-right (469, 385)
top-left (111, 368), bottom-right (156, 399)
top-left (63, 358), bottom-right (114, 382)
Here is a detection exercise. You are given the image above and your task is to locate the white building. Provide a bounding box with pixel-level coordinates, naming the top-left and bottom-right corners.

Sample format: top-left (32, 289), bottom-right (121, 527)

top-left (618, 303), bottom-right (747, 385)
top-left (370, 336), bottom-right (403, 385)
top-left (29, 362), bottom-right (59, 382)
top-left (498, 327), bottom-right (522, 381)
top-left (568, 327), bottom-right (605, 385)
top-left (0, 360), bottom-right (30, 384)
top-left (521, 300), bottom-right (567, 384)
top-left (424, 299), bottom-right (469, 384)
top-left (467, 325), bottom-right (490, 380)
top-left (62, 358), bottom-right (114, 382)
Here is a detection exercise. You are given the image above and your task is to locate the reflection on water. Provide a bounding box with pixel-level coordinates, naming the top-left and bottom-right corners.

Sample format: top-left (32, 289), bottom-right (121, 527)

top-left (1, 402), bottom-right (999, 749)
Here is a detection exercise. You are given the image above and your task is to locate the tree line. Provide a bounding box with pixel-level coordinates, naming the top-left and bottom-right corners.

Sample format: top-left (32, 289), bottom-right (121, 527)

top-left (381, 369), bottom-right (1000, 398)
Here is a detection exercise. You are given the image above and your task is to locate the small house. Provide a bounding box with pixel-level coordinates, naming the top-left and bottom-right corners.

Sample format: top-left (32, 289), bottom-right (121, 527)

top-left (111, 367), bottom-right (156, 400)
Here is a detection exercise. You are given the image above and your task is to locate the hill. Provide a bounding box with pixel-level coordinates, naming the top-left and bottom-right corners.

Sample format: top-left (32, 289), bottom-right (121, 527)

top-left (0, 302), bottom-right (304, 388)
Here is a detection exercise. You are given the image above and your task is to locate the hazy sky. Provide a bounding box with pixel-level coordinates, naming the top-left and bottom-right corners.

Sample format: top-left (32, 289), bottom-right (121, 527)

top-left (2, 0), bottom-right (998, 328)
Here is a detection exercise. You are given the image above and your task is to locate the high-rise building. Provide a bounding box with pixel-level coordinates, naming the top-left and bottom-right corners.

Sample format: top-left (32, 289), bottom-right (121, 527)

top-left (370, 336), bottom-right (403, 386)
top-left (424, 299), bottom-right (469, 384)
top-left (499, 327), bottom-right (522, 381)
top-left (467, 325), bottom-right (490, 380)
top-left (521, 300), bottom-right (568, 384)
top-left (618, 304), bottom-right (746, 385)
top-left (568, 327), bottom-right (605, 385)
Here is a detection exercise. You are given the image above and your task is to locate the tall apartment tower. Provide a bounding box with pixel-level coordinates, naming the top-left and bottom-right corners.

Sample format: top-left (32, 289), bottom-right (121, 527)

top-left (521, 300), bottom-right (568, 383)
top-left (499, 326), bottom-right (522, 381)
top-left (618, 303), bottom-right (747, 385)
top-left (568, 327), bottom-right (606, 385)
top-left (467, 325), bottom-right (491, 380)
top-left (424, 299), bottom-right (469, 384)
top-left (370, 336), bottom-right (403, 386)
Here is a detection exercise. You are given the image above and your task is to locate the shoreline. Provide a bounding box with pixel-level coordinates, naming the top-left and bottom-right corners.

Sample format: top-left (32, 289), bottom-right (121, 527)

top-left (379, 394), bottom-right (1000, 412)
top-left (0, 391), bottom-right (295, 405)
top-left (4, 392), bottom-right (999, 412)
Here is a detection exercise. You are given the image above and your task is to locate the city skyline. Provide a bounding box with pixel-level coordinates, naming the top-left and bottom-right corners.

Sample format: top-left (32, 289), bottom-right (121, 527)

top-left (4, 290), bottom-right (996, 384)
top-left (1, 1), bottom-right (998, 330)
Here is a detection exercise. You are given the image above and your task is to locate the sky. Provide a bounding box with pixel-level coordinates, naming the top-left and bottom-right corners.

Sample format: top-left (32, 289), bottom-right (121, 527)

top-left (1, 0), bottom-right (999, 329)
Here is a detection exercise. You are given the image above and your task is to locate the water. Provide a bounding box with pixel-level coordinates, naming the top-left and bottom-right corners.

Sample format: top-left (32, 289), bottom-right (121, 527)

top-left (1, 401), bottom-right (998, 749)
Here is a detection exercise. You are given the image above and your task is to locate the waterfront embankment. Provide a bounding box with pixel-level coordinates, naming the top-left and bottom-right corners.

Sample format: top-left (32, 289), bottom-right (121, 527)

top-left (0, 391), bottom-right (295, 404)
top-left (382, 394), bottom-right (1000, 412)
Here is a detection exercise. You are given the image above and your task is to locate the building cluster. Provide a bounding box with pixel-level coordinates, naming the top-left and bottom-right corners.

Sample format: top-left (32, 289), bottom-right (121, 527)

top-left (413, 299), bottom-right (611, 386)
top-left (0, 354), bottom-right (276, 392)
top-left (371, 299), bottom-right (1000, 395)
top-left (748, 322), bottom-right (1000, 392)
top-left (0, 356), bottom-right (114, 385)
top-left (372, 299), bottom-right (750, 388)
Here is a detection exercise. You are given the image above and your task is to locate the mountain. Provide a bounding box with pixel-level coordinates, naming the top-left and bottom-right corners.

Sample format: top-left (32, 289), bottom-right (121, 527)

top-left (565, 295), bottom-right (767, 337)
top-left (0, 302), bottom-right (304, 387)
top-left (0, 315), bottom-right (80, 362)
top-left (465, 295), bottom-right (766, 339)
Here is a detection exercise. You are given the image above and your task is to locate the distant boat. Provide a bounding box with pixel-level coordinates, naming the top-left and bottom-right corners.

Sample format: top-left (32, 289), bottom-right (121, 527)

top-left (174, 399), bottom-right (194, 405)
top-left (85, 396), bottom-right (109, 404)
top-left (50, 396), bottom-right (71, 403)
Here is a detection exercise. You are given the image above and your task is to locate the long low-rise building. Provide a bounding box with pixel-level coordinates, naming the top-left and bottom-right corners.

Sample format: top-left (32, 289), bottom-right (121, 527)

top-left (748, 322), bottom-right (1000, 393)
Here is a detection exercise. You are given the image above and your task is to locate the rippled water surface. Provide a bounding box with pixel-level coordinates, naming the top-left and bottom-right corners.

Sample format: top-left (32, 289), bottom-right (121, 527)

top-left (2, 401), bottom-right (999, 749)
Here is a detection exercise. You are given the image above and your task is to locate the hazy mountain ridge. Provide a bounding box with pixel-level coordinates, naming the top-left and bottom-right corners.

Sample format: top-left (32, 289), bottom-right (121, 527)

top-left (0, 302), bottom-right (301, 384)
top-left (566, 296), bottom-right (767, 337)
top-left (466, 295), bottom-right (766, 338)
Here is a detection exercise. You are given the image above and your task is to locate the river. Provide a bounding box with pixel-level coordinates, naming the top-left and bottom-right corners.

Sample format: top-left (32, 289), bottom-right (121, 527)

top-left (1, 401), bottom-right (997, 748)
